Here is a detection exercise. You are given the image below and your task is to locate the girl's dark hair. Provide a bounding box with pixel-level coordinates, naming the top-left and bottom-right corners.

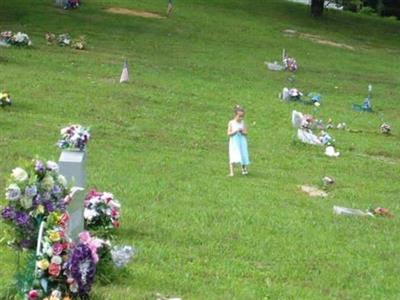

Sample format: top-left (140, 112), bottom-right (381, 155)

top-left (234, 105), bottom-right (245, 115)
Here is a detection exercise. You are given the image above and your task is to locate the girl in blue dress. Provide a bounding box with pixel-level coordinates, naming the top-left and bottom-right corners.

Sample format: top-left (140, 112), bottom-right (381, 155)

top-left (227, 105), bottom-right (250, 176)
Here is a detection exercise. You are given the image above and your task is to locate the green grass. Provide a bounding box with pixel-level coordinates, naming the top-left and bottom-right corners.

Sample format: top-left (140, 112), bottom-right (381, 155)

top-left (1, 0), bottom-right (400, 299)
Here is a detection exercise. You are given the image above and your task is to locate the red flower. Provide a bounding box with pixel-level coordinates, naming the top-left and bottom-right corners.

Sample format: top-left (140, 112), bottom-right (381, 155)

top-left (48, 263), bottom-right (61, 277)
top-left (28, 290), bottom-right (39, 300)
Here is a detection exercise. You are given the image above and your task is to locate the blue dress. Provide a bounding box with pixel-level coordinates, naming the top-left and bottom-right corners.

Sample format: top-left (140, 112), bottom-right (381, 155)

top-left (229, 120), bottom-right (250, 165)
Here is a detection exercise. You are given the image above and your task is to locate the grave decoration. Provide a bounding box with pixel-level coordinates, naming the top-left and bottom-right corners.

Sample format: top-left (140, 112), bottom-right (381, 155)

top-left (0, 159), bottom-right (70, 249)
top-left (282, 49), bottom-right (298, 72)
top-left (265, 49), bottom-right (298, 72)
top-left (334, 206), bottom-right (394, 218)
top-left (54, 0), bottom-right (80, 9)
top-left (0, 91), bottom-right (12, 106)
top-left (84, 189), bottom-right (121, 237)
top-left (58, 124), bottom-right (90, 151)
top-left (45, 33), bottom-right (86, 50)
top-left (280, 88), bottom-right (322, 105)
top-left (352, 84), bottom-right (373, 112)
top-left (291, 110), bottom-right (340, 156)
top-left (380, 123), bottom-right (391, 135)
top-left (57, 33), bottom-right (71, 47)
top-left (1, 128), bottom-right (135, 299)
top-left (0, 31), bottom-right (32, 47)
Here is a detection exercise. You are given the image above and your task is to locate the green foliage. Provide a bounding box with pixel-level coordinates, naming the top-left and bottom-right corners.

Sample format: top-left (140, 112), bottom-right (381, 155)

top-left (1, 0), bottom-right (400, 299)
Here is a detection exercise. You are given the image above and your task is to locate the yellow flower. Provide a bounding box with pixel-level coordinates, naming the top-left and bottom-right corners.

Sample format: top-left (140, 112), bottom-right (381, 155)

top-left (48, 231), bottom-right (61, 242)
top-left (37, 259), bottom-right (49, 270)
top-left (36, 204), bottom-right (45, 214)
top-left (63, 296), bottom-right (71, 300)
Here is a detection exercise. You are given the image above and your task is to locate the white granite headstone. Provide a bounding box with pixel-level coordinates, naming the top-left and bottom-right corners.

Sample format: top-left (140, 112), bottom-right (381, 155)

top-left (59, 150), bottom-right (86, 188)
top-left (59, 150), bottom-right (87, 240)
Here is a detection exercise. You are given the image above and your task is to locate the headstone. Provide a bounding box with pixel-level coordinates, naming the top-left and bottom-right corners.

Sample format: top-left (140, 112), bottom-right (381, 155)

top-left (58, 150), bottom-right (86, 188)
top-left (67, 187), bottom-right (85, 240)
top-left (58, 150), bottom-right (86, 240)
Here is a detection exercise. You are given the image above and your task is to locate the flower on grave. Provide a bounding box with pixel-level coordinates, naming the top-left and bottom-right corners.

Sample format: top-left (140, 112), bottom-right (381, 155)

top-left (58, 124), bottom-right (90, 151)
top-left (0, 206), bottom-right (15, 220)
top-left (66, 243), bottom-right (96, 297)
top-left (48, 230), bottom-right (61, 242)
top-left (5, 184), bottom-right (21, 201)
top-left (25, 185), bottom-right (38, 198)
top-left (49, 263), bottom-right (62, 277)
top-left (11, 167), bottom-right (28, 182)
top-left (28, 289), bottom-right (40, 300)
top-left (37, 259), bottom-right (50, 270)
top-left (42, 175), bottom-right (55, 191)
top-left (20, 196), bottom-right (33, 209)
top-left (58, 175), bottom-right (68, 188)
top-left (110, 245), bottom-right (136, 268)
top-left (78, 231), bottom-right (106, 263)
top-left (1, 31), bottom-right (32, 46)
top-left (47, 161), bottom-right (59, 172)
top-left (83, 189), bottom-right (121, 234)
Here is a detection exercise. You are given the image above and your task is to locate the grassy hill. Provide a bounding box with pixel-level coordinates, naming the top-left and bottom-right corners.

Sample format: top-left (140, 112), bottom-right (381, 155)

top-left (1, 0), bottom-right (400, 299)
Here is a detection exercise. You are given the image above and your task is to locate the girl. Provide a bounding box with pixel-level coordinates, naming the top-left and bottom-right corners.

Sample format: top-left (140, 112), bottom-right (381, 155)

top-left (227, 105), bottom-right (250, 176)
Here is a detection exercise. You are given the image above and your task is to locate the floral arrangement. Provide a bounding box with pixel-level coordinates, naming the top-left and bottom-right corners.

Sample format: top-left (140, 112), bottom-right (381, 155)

top-left (45, 33), bottom-right (86, 50)
top-left (283, 55), bottom-right (298, 72)
top-left (369, 207), bottom-right (394, 218)
top-left (57, 34), bottom-right (71, 47)
top-left (0, 31), bottom-right (32, 46)
top-left (58, 125), bottom-right (90, 151)
top-left (0, 91), bottom-right (12, 106)
top-left (30, 212), bottom-right (71, 299)
top-left (64, 0), bottom-right (80, 9)
top-left (71, 36), bottom-right (86, 50)
top-left (84, 189), bottom-right (121, 234)
top-left (0, 160), bottom-right (70, 249)
top-left (380, 123), bottom-right (391, 135)
top-left (111, 245), bottom-right (135, 268)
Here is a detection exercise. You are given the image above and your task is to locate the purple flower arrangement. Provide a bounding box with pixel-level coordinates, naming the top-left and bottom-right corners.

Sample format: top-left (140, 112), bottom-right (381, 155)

top-left (0, 159), bottom-right (70, 249)
top-left (58, 125), bottom-right (90, 151)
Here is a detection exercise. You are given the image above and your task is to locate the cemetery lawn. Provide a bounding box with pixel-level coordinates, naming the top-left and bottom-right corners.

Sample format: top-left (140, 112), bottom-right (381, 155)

top-left (1, 0), bottom-right (400, 299)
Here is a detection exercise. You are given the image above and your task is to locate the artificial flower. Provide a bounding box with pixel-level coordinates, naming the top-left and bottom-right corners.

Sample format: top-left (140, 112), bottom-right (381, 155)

top-left (37, 259), bottom-right (50, 270)
top-left (20, 196), bottom-right (33, 209)
top-left (48, 231), bottom-right (61, 242)
top-left (5, 184), bottom-right (21, 201)
top-left (51, 255), bottom-right (63, 265)
top-left (11, 167), bottom-right (28, 182)
top-left (48, 263), bottom-right (61, 277)
top-left (28, 289), bottom-right (39, 300)
top-left (42, 175), bottom-right (55, 191)
top-left (46, 161), bottom-right (59, 172)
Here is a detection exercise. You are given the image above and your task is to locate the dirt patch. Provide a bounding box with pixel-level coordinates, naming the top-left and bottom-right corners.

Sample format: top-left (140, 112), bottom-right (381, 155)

top-left (105, 7), bottom-right (165, 19)
top-left (300, 185), bottom-right (328, 198)
top-left (283, 29), bottom-right (355, 51)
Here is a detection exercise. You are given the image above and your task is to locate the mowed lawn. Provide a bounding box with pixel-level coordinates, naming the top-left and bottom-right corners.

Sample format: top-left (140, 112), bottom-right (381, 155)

top-left (1, 0), bottom-right (400, 299)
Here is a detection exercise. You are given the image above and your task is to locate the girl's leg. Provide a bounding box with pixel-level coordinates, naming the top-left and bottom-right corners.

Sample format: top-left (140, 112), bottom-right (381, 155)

top-left (229, 164), bottom-right (234, 176)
